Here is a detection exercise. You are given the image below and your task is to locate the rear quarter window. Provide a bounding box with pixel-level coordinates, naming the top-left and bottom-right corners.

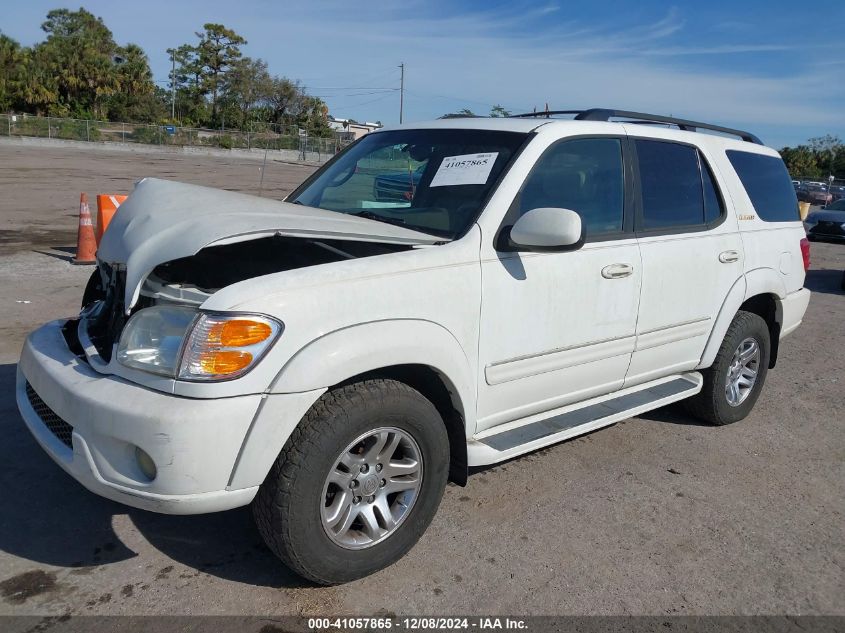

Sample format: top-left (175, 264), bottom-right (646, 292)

top-left (726, 150), bottom-right (799, 222)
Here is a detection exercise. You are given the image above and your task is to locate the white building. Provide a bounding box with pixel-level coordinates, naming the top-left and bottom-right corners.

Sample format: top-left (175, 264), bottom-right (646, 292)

top-left (328, 117), bottom-right (382, 141)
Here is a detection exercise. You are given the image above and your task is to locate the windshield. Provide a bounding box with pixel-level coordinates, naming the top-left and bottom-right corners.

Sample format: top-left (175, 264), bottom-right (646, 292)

top-left (290, 129), bottom-right (528, 239)
top-left (827, 199), bottom-right (845, 210)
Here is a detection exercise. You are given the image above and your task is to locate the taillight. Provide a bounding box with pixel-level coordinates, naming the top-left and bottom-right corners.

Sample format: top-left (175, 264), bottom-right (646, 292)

top-left (800, 237), bottom-right (810, 272)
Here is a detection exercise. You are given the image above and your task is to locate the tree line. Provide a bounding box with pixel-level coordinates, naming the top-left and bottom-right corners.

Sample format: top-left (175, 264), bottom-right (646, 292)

top-left (0, 7), bottom-right (334, 136)
top-left (779, 135), bottom-right (844, 181)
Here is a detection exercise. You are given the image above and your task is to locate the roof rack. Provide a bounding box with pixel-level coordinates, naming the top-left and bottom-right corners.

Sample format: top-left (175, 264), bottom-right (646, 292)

top-left (510, 108), bottom-right (762, 144)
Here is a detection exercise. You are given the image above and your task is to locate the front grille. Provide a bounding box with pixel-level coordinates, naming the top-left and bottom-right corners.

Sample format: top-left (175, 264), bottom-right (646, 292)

top-left (25, 382), bottom-right (74, 449)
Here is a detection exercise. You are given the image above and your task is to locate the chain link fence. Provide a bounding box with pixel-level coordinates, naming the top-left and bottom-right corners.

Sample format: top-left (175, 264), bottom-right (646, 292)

top-left (2, 113), bottom-right (346, 161)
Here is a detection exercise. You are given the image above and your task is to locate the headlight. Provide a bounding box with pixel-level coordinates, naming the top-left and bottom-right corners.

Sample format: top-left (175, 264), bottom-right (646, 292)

top-left (117, 307), bottom-right (282, 380)
top-left (178, 313), bottom-right (282, 381)
top-left (117, 305), bottom-right (197, 376)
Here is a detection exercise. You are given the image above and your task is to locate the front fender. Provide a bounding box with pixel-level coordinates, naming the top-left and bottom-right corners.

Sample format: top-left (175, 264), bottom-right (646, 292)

top-left (270, 319), bottom-right (477, 432)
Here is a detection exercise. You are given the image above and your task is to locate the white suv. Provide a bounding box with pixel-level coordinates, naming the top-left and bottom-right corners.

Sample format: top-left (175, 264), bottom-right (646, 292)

top-left (17, 109), bottom-right (811, 584)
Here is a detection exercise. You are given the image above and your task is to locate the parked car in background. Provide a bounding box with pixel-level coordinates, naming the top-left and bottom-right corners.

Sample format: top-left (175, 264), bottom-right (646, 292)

top-left (373, 164), bottom-right (425, 202)
top-left (805, 198), bottom-right (845, 242)
top-left (798, 184), bottom-right (833, 205)
top-left (828, 185), bottom-right (845, 202)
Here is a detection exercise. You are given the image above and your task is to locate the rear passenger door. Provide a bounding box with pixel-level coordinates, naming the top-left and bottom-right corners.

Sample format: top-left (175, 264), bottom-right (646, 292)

top-left (625, 136), bottom-right (743, 387)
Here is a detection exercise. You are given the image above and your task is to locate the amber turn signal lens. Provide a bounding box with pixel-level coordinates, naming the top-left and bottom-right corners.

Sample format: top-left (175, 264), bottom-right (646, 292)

top-left (198, 350), bottom-right (253, 375)
top-left (207, 319), bottom-right (273, 347)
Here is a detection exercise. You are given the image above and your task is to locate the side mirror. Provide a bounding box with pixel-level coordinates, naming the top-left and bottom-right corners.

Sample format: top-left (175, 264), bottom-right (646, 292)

top-left (506, 207), bottom-right (584, 252)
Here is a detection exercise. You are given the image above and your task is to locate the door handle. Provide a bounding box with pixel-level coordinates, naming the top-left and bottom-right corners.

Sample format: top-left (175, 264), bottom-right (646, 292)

top-left (719, 250), bottom-right (740, 263)
top-left (601, 263), bottom-right (634, 279)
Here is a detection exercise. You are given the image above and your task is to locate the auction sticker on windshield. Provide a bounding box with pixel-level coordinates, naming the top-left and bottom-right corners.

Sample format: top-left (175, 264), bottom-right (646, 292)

top-left (429, 152), bottom-right (498, 187)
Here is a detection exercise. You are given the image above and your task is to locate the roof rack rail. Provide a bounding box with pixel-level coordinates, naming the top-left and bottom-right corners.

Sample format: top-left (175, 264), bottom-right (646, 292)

top-left (509, 108), bottom-right (762, 144)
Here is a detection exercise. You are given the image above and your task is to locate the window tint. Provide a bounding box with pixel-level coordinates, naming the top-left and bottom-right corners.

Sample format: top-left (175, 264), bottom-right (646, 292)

top-left (726, 150), bottom-right (799, 222)
top-left (636, 140), bottom-right (704, 229)
top-left (702, 157), bottom-right (724, 224)
top-left (519, 138), bottom-right (624, 236)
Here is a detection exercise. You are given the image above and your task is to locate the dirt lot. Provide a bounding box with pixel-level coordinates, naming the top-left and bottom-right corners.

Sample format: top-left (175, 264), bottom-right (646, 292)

top-left (0, 143), bottom-right (842, 617)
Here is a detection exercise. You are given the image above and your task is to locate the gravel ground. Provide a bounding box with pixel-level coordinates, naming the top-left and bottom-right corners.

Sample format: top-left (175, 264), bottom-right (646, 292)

top-left (0, 144), bottom-right (842, 618)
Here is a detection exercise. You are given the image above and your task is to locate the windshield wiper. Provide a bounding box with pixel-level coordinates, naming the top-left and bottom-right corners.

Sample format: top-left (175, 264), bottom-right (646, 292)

top-left (350, 210), bottom-right (407, 227)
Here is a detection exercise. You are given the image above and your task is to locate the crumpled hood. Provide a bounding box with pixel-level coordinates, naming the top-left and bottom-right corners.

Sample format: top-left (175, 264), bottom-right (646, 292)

top-left (97, 178), bottom-right (440, 310)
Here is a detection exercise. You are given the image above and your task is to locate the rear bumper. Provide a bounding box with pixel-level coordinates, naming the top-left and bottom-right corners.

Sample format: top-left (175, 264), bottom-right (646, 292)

top-left (780, 288), bottom-right (811, 339)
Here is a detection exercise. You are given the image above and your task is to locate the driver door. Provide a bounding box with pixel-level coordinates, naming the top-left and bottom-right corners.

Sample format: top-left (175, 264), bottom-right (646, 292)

top-left (476, 136), bottom-right (642, 432)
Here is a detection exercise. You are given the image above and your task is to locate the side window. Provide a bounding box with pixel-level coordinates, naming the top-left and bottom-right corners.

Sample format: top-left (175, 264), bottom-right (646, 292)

top-left (636, 139), bottom-right (704, 229)
top-left (636, 139), bottom-right (725, 230)
top-left (726, 150), bottom-right (799, 222)
top-left (519, 138), bottom-right (624, 236)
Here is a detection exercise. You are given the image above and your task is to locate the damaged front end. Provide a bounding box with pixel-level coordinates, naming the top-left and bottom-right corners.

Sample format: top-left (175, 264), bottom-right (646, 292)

top-left (70, 177), bottom-right (436, 383)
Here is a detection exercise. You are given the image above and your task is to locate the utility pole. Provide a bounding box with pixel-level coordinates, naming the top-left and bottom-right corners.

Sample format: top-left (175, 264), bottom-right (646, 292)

top-left (399, 62), bottom-right (404, 124)
top-left (170, 50), bottom-right (176, 120)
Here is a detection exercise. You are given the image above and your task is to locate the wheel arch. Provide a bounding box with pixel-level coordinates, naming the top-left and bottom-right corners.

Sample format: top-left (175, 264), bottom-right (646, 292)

top-left (737, 293), bottom-right (782, 368)
top-left (335, 365), bottom-right (468, 485)
top-left (698, 268), bottom-right (785, 370)
top-left (269, 319), bottom-right (476, 485)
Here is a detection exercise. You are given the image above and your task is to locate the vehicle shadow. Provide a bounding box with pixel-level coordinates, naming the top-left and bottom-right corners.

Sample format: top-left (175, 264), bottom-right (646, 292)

top-left (804, 268), bottom-right (845, 296)
top-left (0, 362), bottom-right (310, 588)
top-left (0, 363), bottom-right (136, 571)
top-left (634, 403), bottom-right (711, 427)
top-left (127, 509), bottom-right (311, 588)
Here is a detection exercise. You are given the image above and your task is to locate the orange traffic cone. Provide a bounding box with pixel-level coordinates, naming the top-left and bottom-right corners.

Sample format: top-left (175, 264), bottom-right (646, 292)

top-left (95, 194), bottom-right (127, 244)
top-left (73, 193), bottom-right (97, 265)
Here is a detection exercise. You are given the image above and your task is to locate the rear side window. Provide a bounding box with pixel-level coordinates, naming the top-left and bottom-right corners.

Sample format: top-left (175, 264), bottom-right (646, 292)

top-left (635, 140), bottom-right (724, 230)
top-left (726, 150), bottom-right (798, 222)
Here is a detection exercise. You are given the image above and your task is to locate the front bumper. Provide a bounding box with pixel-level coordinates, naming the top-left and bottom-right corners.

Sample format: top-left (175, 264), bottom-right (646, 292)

top-left (17, 320), bottom-right (268, 514)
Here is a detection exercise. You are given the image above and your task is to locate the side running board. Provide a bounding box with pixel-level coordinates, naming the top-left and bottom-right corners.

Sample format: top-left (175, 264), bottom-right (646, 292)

top-left (467, 373), bottom-right (702, 466)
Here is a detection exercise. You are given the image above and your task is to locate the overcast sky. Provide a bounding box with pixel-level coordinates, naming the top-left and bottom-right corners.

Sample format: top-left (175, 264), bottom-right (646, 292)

top-left (3, 0), bottom-right (844, 148)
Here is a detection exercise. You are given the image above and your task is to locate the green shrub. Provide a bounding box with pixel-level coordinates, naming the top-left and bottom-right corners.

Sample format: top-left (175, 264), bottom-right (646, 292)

top-left (130, 125), bottom-right (160, 144)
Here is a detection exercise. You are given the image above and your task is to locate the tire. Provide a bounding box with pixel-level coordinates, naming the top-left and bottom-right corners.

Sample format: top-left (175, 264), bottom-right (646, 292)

top-left (252, 379), bottom-right (449, 585)
top-left (685, 311), bottom-right (770, 426)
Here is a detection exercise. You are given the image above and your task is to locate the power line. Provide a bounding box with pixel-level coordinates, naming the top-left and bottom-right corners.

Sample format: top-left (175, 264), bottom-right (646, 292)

top-left (311, 89), bottom-right (398, 98)
top-left (305, 86), bottom-right (397, 91)
top-left (329, 92), bottom-right (396, 108)
top-left (403, 89), bottom-right (531, 115)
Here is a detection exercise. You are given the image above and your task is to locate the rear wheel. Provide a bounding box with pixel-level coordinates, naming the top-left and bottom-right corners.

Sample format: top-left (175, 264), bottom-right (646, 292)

top-left (685, 311), bottom-right (770, 425)
top-left (252, 379), bottom-right (449, 585)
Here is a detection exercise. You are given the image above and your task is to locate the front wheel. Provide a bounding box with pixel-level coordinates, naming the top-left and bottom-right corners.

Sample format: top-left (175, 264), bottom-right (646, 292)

top-left (685, 311), bottom-right (770, 426)
top-left (252, 379), bottom-right (449, 585)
